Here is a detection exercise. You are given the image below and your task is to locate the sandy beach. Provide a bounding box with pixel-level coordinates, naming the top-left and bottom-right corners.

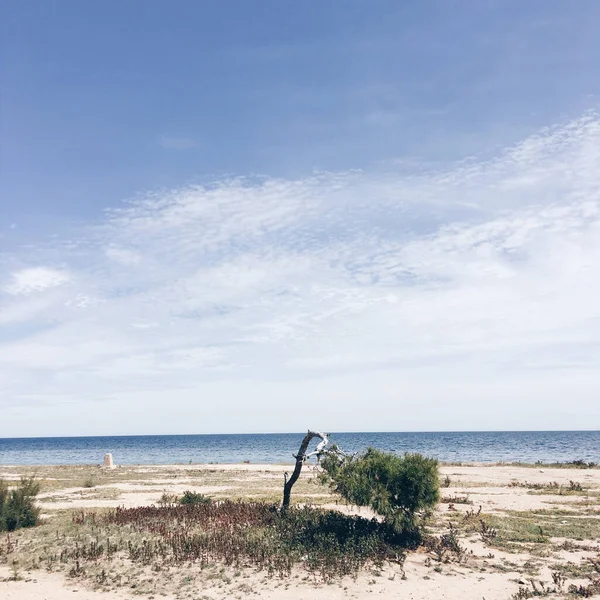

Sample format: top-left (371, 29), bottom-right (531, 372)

top-left (1, 462), bottom-right (599, 599)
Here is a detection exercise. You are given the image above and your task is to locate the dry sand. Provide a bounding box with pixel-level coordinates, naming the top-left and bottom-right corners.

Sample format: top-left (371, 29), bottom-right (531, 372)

top-left (2, 463), bottom-right (599, 599)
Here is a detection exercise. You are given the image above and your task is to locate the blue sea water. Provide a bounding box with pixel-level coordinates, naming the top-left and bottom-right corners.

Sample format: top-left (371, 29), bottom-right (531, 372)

top-left (0, 431), bottom-right (598, 466)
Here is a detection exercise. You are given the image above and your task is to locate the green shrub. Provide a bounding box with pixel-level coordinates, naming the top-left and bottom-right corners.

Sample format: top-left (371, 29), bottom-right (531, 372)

top-left (0, 479), bottom-right (7, 528)
top-left (319, 447), bottom-right (439, 536)
top-left (0, 476), bottom-right (41, 532)
top-left (179, 490), bottom-right (212, 505)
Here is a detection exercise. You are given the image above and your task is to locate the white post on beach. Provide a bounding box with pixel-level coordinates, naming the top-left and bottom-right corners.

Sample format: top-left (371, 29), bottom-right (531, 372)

top-left (103, 453), bottom-right (115, 469)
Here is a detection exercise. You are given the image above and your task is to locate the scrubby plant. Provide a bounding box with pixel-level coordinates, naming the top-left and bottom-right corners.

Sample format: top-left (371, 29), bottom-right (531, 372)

top-left (157, 491), bottom-right (179, 506)
top-left (566, 460), bottom-right (597, 469)
top-left (441, 495), bottom-right (472, 505)
top-left (0, 476), bottom-right (41, 532)
top-left (179, 490), bottom-right (212, 505)
top-left (478, 519), bottom-right (498, 543)
top-left (0, 479), bottom-right (6, 528)
top-left (424, 524), bottom-right (467, 563)
top-left (319, 447), bottom-right (439, 539)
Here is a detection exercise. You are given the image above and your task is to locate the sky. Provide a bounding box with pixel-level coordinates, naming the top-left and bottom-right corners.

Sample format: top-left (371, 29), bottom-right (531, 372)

top-left (1, 1), bottom-right (600, 437)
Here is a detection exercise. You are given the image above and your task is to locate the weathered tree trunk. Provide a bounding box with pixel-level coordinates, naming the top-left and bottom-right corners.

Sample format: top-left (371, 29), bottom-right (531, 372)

top-left (282, 430), bottom-right (328, 509)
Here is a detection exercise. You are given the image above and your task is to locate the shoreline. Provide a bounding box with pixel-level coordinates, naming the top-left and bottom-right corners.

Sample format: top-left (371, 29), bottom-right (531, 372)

top-left (2, 459), bottom-right (599, 469)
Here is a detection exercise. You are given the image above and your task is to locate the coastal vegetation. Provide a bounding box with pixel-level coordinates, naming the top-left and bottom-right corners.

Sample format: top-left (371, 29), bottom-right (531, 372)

top-left (179, 490), bottom-right (212, 505)
top-left (1, 448), bottom-right (600, 598)
top-left (282, 431), bottom-right (439, 541)
top-left (0, 476), bottom-right (40, 532)
top-left (41, 442), bottom-right (440, 582)
top-left (66, 501), bottom-right (407, 581)
top-left (319, 447), bottom-right (439, 540)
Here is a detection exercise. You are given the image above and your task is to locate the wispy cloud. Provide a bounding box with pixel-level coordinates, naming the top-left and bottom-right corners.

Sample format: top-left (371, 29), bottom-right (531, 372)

top-left (3, 267), bottom-right (71, 295)
top-left (2, 113), bottom-right (600, 434)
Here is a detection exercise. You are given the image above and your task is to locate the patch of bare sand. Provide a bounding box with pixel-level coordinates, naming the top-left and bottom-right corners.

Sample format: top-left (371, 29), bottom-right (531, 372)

top-left (38, 484), bottom-right (234, 510)
top-left (441, 465), bottom-right (600, 486)
top-left (26, 463), bottom-right (598, 513)
top-left (0, 566), bottom-right (159, 600)
top-left (442, 485), bottom-right (594, 513)
top-left (0, 563), bottom-right (525, 600)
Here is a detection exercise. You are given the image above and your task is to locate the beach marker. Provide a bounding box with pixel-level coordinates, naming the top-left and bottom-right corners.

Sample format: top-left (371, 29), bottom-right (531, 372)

top-left (104, 453), bottom-right (115, 469)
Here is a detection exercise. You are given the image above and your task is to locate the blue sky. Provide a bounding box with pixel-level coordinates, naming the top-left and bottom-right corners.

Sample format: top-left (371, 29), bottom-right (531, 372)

top-left (1, 1), bottom-right (600, 436)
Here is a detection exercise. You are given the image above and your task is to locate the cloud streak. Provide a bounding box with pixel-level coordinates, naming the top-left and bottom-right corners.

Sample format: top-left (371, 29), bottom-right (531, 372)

top-left (1, 113), bottom-right (600, 435)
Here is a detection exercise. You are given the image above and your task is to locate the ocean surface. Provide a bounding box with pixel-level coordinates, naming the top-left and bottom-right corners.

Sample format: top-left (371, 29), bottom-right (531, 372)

top-left (0, 431), bottom-right (598, 466)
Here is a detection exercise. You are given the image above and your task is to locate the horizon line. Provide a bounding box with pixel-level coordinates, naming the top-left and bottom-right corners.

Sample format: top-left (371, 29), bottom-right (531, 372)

top-left (1, 428), bottom-right (599, 441)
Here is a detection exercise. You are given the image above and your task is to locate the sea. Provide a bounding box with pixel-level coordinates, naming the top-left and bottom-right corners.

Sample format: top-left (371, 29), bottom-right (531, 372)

top-left (0, 431), bottom-right (598, 466)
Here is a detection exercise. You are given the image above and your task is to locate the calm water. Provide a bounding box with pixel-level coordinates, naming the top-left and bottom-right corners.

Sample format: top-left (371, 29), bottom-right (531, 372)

top-left (0, 431), bottom-right (598, 465)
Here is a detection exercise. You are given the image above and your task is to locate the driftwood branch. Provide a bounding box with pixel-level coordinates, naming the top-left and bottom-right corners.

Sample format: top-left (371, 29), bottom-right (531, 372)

top-left (282, 430), bottom-right (328, 509)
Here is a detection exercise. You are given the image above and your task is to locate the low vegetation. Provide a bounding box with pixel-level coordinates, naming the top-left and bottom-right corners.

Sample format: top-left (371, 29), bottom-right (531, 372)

top-left (440, 494), bottom-right (472, 505)
top-left (2, 444), bottom-right (599, 597)
top-left (508, 479), bottom-right (595, 496)
top-left (179, 490), bottom-right (212, 505)
top-left (0, 476), bottom-right (41, 532)
top-left (486, 509), bottom-right (600, 544)
top-left (82, 476), bottom-right (97, 488)
top-left (502, 460), bottom-right (598, 469)
top-left (1, 444), bottom-right (440, 587)
top-left (423, 524), bottom-right (469, 564)
top-left (60, 501), bottom-right (408, 581)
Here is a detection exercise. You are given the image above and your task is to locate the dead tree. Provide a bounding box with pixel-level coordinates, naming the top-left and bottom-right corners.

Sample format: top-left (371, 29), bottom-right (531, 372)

top-left (282, 430), bottom-right (328, 509)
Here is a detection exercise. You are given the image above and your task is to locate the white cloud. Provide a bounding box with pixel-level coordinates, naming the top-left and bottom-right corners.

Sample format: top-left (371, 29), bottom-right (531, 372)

top-left (105, 246), bottom-right (142, 266)
top-left (2, 113), bottom-right (600, 435)
top-left (3, 267), bottom-right (70, 295)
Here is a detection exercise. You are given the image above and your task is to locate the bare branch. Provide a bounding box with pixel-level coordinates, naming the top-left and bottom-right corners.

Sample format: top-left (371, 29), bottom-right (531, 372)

top-left (282, 430), bottom-right (329, 509)
top-left (305, 431), bottom-right (329, 459)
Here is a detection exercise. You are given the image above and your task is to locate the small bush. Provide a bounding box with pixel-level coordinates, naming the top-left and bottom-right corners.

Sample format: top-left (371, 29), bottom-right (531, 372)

top-left (319, 447), bottom-right (439, 536)
top-left (441, 495), bottom-right (472, 505)
top-left (479, 519), bottom-right (497, 543)
top-left (0, 480), bottom-right (7, 527)
top-left (0, 476), bottom-right (41, 532)
top-left (157, 492), bottom-right (179, 506)
top-left (424, 524), bottom-right (468, 563)
top-left (179, 491), bottom-right (212, 505)
top-left (569, 580), bottom-right (600, 597)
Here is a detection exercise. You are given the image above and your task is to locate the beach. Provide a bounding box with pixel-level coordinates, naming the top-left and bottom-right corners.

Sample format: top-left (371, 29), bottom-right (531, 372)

top-left (1, 462), bottom-right (599, 599)
top-left (4, 2), bottom-right (600, 598)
